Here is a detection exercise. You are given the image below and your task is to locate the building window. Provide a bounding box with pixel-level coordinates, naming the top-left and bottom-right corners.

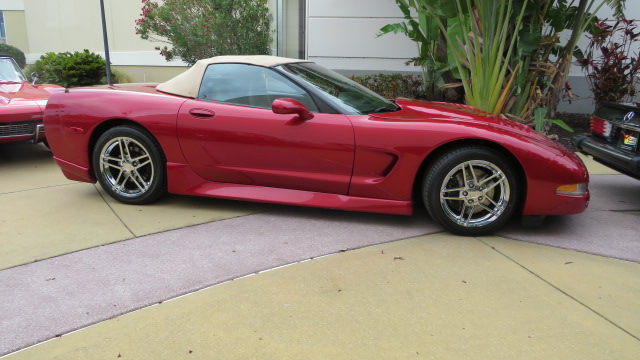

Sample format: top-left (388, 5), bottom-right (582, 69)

top-left (0, 12), bottom-right (6, 44)
top-left (276, 0), bottom-right (306, 59)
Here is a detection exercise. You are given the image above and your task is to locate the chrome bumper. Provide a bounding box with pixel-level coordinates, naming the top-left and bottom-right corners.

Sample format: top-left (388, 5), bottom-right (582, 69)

top-left (0, 121), bottom-right (44, 143)
top-left (32, 124), bottom-right (45, 143)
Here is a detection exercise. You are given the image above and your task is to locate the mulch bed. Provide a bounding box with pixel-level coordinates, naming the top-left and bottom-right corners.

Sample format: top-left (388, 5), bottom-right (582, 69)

top-left (547, 112), bottom-right (591, 151)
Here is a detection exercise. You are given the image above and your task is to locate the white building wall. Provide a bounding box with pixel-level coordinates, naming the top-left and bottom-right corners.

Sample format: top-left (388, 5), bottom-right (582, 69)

top-left (307, 0), bottom-right (419, 73)
top-left (20, 0), bottom-right (185, 67)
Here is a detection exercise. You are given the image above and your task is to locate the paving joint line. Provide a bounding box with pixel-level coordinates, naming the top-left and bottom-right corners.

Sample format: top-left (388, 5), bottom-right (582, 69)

top-left (476, 237), bottom-right (640, 342)
top-left (0, 183), bottom-right (78, 196)
top-left (93, 184), bottom-right (136, 238)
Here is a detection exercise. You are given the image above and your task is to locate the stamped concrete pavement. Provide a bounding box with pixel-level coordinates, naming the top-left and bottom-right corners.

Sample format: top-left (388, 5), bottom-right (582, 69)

top-left (1, 142), bottom-right (639, 358)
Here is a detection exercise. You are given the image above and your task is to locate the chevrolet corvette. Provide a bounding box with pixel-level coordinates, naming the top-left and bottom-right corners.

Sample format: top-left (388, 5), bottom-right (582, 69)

top-left (43, 55), bottom-right (589, 235)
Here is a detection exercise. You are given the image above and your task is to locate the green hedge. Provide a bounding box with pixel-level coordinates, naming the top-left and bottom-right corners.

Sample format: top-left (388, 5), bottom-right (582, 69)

top-left (31, 50), bottom-right (106, 88)
top-left (0, 43), bottom-right (26, 68)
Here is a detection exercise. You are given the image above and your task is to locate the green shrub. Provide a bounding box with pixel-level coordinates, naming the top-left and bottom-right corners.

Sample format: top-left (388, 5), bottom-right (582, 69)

top-left (0, 43), bottom-right (27, 68)
top-left (349, 73), bottom-right (425, 100)
top-left (31, 50), bottom-right (106, 88)
top-left (136, 0), bottom-right (272, 66)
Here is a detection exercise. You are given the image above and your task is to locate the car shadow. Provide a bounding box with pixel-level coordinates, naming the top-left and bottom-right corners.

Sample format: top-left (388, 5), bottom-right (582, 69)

top-left (0, 142), bottom-right (51, 164)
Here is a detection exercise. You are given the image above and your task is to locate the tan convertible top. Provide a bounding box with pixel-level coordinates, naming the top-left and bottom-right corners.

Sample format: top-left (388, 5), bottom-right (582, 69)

top-left (156, 55), bottom-right (309, 98)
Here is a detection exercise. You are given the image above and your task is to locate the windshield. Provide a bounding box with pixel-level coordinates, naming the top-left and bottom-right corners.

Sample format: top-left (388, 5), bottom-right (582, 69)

top-left (277, 62), bottom-right (399, 115)
top-left (0, 58), bottom-right (28, 83)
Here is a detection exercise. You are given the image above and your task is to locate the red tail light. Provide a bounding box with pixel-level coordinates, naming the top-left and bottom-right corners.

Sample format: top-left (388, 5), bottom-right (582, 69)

top-left (590, 116), bottom-right (612, 137)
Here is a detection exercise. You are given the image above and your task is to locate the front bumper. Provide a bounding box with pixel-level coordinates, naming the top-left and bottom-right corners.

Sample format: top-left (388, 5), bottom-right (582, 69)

top-left (574, 134), bottom-right (640, 179)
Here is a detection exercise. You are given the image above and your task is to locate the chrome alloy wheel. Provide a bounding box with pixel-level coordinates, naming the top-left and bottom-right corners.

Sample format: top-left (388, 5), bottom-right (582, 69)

top-left (98, 136), bottom-right (155, 198)
top-left (439, 160), bottom-right (510, 228)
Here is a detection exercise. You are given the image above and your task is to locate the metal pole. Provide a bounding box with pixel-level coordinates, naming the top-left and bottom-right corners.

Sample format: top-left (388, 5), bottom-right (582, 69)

top-left (277, 0), bottom-right (283, 56)
top-left (100, 0), bottom-right (112, 85)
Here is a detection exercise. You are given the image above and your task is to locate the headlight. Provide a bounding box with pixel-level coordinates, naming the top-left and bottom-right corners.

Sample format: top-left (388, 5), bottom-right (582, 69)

top-left (556, 183), bottom-right (587, 196)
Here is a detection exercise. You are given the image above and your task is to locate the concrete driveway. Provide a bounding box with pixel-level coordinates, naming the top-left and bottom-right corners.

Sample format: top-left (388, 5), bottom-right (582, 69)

top-left (1, 142), bottom-right (639, 359)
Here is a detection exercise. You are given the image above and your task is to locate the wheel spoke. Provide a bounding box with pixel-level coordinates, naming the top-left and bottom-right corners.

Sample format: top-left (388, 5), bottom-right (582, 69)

top-left (122, 139), bottom-right (132, 159)
top-left (484, 176), bottom-right (506, 193)
top-left (441, 187), bottom-right (465, 201)
top-left (478, 202), bottom-right (502, 218)
top-left (465, 205), bottom-right (475, 224)
top-left (442, 196), bottom-right (464, 201)
top-left (101, 161), bottom-right (123, 172)
top-left (461, 163), bottom-right (470, 184)
top-left (135, 158), bottom-right (152, 169)
top-left (129, 173), bottom-right (149, 193)
top-left (467, 162), bottom-right (479, 184)
top-left (480, 172), bottom-right (505, 188)
top-left (442, 186), bottom-right (466, 194)
top-left (484, 196), bottom-right (505, 214)
top-left (117, 139), bottom-right (126, 159)
top-left (101, 155), bottom-right (122, 163)
top-left (456, 202), bottom-right (468, 221)
top-left (131, 154), bottom-right (150, 163)
top-left (112, 172), bottom-right (129, 193)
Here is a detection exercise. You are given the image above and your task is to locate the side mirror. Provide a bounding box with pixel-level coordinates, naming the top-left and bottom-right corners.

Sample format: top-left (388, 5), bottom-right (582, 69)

top-left (30, 72), bottom-right (39, 85)
top-left (272, 98), bottom-right (314, 121)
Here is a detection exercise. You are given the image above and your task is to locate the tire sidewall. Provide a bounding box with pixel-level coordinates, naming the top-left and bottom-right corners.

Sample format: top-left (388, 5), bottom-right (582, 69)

top-left (93, 126), bottom-right (166, 205)
top-left (423, 146), bottom-right (519, 236)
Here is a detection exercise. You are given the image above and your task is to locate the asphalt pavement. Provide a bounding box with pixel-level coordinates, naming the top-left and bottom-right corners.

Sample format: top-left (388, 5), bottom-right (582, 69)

top-left (1, 142), bottom-right (639, 359)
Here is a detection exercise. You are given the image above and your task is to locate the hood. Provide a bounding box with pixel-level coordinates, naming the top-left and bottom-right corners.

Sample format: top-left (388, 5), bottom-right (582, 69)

top-left (373, 99), bottom-right (568, 155)
top-left (0, 82), bottom-right (62, 107)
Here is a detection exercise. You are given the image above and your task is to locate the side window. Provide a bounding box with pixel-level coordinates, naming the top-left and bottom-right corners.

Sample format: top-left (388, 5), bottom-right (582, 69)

top-left (197, 63), bottom-right (318, 112)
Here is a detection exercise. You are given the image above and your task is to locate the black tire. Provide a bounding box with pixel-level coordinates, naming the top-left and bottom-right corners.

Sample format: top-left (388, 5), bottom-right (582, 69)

top-left (92, 125), bottom-right (167, 205)
top-left (423, 146), bottom-right (519, 236)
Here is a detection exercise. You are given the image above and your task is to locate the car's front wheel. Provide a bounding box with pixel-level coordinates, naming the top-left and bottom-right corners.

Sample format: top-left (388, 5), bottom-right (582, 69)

top-left (93, 125), bottom-right (166, 205)
top-left (423, 146), bottom-right (519, 236)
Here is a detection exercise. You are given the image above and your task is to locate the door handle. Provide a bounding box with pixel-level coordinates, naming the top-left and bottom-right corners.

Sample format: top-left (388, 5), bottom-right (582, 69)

top-left (189, 108), bottom-right (216, 119)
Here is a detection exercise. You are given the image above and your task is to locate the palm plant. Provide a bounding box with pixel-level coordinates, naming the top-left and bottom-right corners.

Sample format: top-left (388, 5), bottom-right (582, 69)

top-left (377, 0), bottom-right (446, 101)
top-left (382, 0), bottom-right (627, 128)
top-left (427, 0), bottom-right (528, 115)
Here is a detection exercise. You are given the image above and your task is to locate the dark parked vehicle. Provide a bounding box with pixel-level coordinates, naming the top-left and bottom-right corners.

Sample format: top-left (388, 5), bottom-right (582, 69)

top-left (574, 102), bottom-right (640, 179)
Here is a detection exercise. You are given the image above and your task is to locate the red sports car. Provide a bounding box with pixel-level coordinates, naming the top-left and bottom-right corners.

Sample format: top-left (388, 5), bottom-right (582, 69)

top-left (43, 56), bottom-right (589, 235)
top-left (0, 55), bottom-right (62, 144)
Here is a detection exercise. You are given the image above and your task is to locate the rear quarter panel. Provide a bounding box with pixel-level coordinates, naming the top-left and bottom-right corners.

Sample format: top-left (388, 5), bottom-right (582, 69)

top-left (44, 88), bottom-right (188, 174)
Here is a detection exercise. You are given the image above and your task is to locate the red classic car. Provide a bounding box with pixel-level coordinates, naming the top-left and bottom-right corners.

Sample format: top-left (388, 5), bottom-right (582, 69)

top-left (43, 56), bottom-right (589, 235)
top-left (0, 55), bottom-right (62, 145)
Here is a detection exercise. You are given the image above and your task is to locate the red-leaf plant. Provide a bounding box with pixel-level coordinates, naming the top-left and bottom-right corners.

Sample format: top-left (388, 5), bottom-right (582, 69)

top-left (578, 18), bottom-right (640, 104)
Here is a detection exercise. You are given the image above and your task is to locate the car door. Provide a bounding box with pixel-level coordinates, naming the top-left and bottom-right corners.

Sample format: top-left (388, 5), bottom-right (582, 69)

top-left (177, 63), bottom-right (355, 195)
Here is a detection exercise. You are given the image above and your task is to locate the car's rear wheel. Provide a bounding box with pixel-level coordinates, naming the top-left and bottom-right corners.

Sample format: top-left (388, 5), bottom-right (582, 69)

top-left (423, 146), bottom-right (519, 236)
top-left (93, 126), bottom-right (166, 205)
